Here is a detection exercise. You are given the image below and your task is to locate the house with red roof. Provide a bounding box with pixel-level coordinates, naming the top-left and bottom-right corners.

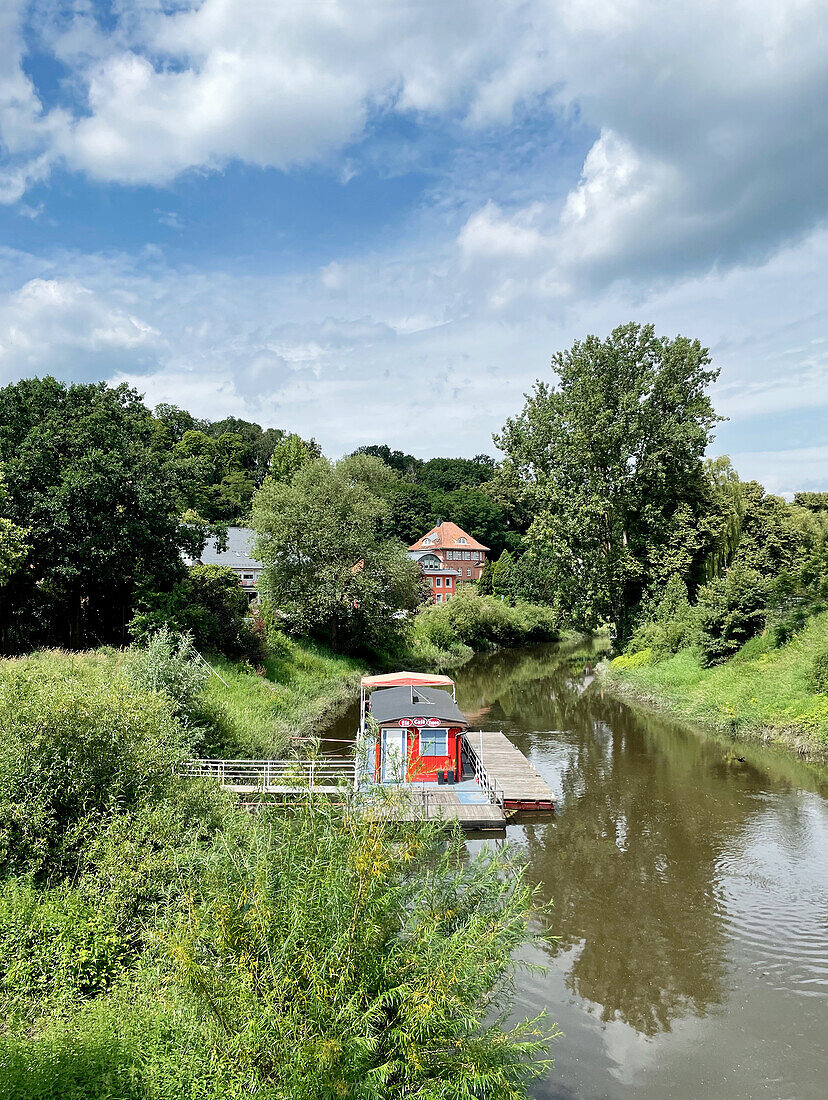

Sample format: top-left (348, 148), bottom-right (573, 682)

top-left (407, 521), bottom-right (489, 603)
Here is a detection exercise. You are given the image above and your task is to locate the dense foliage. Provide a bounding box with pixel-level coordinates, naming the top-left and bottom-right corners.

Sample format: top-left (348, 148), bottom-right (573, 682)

top-left (410, 586), bottom-right (560, 666)
top-left (495, 323), bottom-right (721, 644)
top-left (0, 652), bottom-right (194, 880)
top-left (0, 648), bottom-right (553, 1099)
top-left (252, 456), bottom-right (426, 655)
top-left (0, 379), bottom-right (207, 651)
top-left (131, 564), bottom-right (262, 660)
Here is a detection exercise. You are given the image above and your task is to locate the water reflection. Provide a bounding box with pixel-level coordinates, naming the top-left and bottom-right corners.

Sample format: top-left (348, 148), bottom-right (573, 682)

top-left (453, 642), bottom-right (828, 1044)
top-left (323, 641), bottom-right (828, 1096)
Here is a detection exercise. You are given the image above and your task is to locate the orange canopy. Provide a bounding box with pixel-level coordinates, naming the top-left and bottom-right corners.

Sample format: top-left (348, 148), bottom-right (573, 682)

top-left (360, 671), bottom-right (455, 689)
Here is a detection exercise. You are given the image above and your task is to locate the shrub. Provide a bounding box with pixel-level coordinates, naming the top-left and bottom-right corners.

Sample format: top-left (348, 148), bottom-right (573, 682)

top-left (411, 588), bottom-right (558, 658)
top-left (0, 655), bottom-right (190, 878)
top-left (130, 565), bottom-right (261, 660)
top-left (695, 565), bottom-right (767, 666)
top-left (0, 880), bottom-right (131, 1011)
top-left (628, 574), bottom-right (697, 657)
top-left (811, 647), bottom-right (828, 694)
top-left (127, 627), bottom-right (207, 714)
top-left (162, 801), bottom-right (554, 1096)
top-left (611, 648), bottom-right (654, 670)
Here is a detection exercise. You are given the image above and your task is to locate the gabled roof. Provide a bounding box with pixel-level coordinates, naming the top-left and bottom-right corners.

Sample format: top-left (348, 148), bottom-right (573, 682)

top-left (185, 526), bottom-right (260, 570)
top-left (408, 521), bottom-right (490, 553)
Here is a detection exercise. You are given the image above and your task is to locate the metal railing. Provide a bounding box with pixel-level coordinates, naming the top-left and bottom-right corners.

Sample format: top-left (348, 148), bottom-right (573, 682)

top-left (464, 734), bottom-right (506, 809)
top-left (181, 757), bottom-right (358, 790)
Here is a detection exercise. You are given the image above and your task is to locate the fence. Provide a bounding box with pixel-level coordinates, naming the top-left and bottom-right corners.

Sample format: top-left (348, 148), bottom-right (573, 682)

top-left (181, 757), bottom-right (358, 791)
top-left (464, 736), bottom-right (506, 809)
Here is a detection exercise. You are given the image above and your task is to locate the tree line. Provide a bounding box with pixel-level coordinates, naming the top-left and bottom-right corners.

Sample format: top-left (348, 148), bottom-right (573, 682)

top-left (2, 321), bottom-right (826, 661)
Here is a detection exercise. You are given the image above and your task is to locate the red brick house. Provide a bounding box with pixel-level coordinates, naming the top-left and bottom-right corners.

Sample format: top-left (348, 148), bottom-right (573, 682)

top-left (408, 522), bottom-right (489, 603)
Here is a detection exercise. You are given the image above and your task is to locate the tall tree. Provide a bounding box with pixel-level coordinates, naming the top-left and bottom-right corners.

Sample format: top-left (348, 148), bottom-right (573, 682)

top-left (252, 458), bottom-right (425, 654)
top-left (268, 433), bottom-right (320, 484)
top-left (0, 469), bottom-right (29, 585)
top-left (496, 323), bottom-right (720, 643)
top-left (0, 378), bottom-right (203, 651)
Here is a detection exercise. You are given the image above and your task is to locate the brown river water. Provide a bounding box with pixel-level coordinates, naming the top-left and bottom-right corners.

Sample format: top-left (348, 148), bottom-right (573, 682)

top-left (323, 639), bottom-right (828, 1099)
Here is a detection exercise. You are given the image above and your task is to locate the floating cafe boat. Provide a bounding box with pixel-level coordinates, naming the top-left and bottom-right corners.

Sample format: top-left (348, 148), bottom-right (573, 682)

top-left (184, 670), bottom-right (555, 829)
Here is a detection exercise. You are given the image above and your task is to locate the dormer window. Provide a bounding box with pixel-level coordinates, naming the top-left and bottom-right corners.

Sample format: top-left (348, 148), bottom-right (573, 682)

top-left (457, 537), bottom-right (467, 544)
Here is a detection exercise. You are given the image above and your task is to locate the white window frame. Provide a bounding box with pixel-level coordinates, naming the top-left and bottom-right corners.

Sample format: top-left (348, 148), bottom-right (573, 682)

top-left (435, 576), bottom-right (442, 587)
top-left (445, 576), bottom-right (452, 587)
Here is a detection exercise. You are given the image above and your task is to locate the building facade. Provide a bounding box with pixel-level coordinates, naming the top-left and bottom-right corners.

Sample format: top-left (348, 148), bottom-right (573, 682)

top-left (407, 521), bottom-right (489, 603)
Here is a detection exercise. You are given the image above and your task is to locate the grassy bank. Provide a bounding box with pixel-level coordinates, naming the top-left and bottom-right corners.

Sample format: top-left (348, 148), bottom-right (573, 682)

top-left (195, 639), bottom-right (364, 756)
top-left (0, 640), bottom-right (365, 761)
top-left (601, 611), bottom-right (828, 758)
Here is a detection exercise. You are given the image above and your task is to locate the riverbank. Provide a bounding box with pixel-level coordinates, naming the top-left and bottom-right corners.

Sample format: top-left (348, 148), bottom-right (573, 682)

top-left (600, 612), bottom-right (828, 761)
top-left (0, 642), bottom-right (365, 760)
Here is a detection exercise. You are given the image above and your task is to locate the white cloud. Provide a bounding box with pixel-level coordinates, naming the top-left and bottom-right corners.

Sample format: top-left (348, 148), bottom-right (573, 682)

top-left (0, 277), bottom-right (160, 380)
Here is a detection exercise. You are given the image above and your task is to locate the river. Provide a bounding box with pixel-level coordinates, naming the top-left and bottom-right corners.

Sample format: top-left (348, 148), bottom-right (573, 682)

top-left (324, 639), bottom-right (828, 1099)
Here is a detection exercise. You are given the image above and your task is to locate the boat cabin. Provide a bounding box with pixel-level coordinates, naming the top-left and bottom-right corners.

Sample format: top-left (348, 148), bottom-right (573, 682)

top-left (359, 672), bottom-right (468, 785)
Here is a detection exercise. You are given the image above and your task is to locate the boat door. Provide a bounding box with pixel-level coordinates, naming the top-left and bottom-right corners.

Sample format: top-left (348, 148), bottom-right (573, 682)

top-left (381, 728), bottom-right (406, 783)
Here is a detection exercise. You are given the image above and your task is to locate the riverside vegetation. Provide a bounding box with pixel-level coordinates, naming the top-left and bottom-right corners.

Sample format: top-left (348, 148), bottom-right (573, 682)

top-left (0, 639), bottom-right (555, 1099)
top-left (2, 321), bottom-right (827, 1093)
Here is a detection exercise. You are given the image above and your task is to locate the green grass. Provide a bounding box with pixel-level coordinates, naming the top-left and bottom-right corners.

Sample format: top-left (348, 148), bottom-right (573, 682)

top-left (602, 611), bottom-right (828, 757)
top-left (194, 638), bottom-right (365, 757)
top-left (0, 641), bottom-right (365, 761)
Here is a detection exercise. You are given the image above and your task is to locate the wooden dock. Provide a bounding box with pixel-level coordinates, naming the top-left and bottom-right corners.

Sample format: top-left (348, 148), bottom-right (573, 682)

top-left (466, 731), bottom-right (555, 811)
top-left (182, 729), bottom-right (554, 828)
top-left (363, 788), bottom-right (506, 829)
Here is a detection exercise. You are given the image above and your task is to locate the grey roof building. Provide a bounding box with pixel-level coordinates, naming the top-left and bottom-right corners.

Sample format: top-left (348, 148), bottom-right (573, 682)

top-left (184, 526), bottom-right (262, 594)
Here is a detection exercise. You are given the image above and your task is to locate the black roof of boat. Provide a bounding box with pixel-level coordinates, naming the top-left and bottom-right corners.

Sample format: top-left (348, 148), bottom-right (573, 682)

top-left (369, 685), bottom-right (468, 726)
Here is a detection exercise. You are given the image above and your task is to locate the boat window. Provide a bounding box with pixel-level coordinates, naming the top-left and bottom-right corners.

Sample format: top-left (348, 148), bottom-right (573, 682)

top-left (419, 729), bottom-right (448, 755)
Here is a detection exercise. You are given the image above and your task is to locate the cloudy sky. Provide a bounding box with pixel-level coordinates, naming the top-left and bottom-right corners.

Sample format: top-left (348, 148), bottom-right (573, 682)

top-left (1, 0), bottom-right (827, 492)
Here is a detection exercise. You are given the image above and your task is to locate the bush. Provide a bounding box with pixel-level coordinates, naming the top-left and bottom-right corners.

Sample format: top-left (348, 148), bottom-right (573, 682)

top-left (0, 880), bottom-right (132, 1011)
top-left (0, 654), bottom-right (190, 878)
top-left (611, 648), bottom-right (654, 670)
top-left (130, 565), bottom-right (261, 660)
top-left (126, 627), bottom-right (207, 714)
top-left (411, 587), bottom-right (559, 657)
top-left (160, 800), bottom-right (553, 1097)
top-left (811, 647), bottom-right (828, 694)
top-left (628, 574), bottom-right (697, 657)
top-left (695, 565), bottom-right (767, 666)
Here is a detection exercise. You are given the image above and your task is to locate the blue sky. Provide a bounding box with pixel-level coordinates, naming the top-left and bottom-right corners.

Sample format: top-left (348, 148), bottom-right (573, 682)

top-left (1, 1), bottom-right (828, 493)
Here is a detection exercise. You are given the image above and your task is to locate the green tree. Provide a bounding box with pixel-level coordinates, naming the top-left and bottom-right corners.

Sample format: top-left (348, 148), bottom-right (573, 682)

top-left (492, 549), bottom-right (516, 601)
top-left (252, 458), bottom-right (425, 654)
top-left (477, 558), bottom-right (494, 595)
top-left (439, 487), bottom-right (511, 556)
top-left (496, 323), bottom-right (720, 644)
top-left (419, 454), bottom-right (497, 492)
top-left (130, 565), bottom-right (259, 659)
top-left (695, 564), bottom-right (767, 665)
top-left (268, 432), bottom-right (320, 483)
top-left (0, 469), bottom-right (29, 585)
top-left (0, 378), bottom-right (203, 651)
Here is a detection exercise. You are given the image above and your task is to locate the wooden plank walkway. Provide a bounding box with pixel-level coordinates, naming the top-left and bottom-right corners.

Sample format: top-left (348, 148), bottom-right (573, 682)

top-left (363, 788), bottom-right (506, 829)
top-left (467, 731), bottom-right (555, 811)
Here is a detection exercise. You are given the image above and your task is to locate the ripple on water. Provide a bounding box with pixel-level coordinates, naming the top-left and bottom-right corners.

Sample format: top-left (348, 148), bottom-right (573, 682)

top-left (714, 798), bottom-right (828, 1000)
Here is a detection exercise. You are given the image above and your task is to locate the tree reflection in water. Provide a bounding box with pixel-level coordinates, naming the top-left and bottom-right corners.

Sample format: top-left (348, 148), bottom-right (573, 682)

top-left (455, 641), bottom-right (779, 1038)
